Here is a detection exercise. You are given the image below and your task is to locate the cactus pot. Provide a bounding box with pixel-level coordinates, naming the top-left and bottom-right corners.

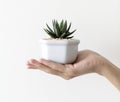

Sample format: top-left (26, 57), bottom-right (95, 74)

top-left (39, 39), bottom-right (80, 64)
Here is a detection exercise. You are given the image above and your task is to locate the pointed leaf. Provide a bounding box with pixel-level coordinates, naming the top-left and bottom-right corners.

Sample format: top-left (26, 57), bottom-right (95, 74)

top-left (64, 29), bottom-right (76, 38)
top-left (63, 20), bottom-right (67, 33)
top-left (46, 24), bottom-right (54, 33)
top-left (66, 36), bottom-right (74, 39)
top-left (60, 32), bottom-right (66, 38)
top-left (60, 20), bottom-right (64, 29)
top-left (44, 28), bottom-right (57, 38)
top-left (52, 20), bottom-right (59, 37)
top-left (55, 20), bottom-right (61, 36)
top-left (66, 23), bottom-right (71, 33)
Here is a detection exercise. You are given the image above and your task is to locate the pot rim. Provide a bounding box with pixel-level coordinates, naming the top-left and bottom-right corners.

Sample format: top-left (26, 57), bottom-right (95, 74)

top-left (39, 38), bottom-right (80, 45)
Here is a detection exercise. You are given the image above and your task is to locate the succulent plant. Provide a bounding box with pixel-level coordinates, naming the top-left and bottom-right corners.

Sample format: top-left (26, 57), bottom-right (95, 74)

top-left (44, 20), bottom-right (76, 39)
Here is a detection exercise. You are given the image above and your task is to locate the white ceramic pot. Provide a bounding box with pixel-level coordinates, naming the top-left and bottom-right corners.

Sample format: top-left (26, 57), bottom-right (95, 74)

top-left (39, 39), bottom-right (80, 64)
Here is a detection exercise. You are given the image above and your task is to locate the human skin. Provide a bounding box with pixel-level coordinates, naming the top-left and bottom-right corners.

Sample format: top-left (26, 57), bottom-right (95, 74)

top-left (27, 50), bottom-right (120, 91)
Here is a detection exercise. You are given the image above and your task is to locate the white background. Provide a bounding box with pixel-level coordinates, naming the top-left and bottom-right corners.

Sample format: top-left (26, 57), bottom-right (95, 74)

top-left (0, 0), bottom-right (120, 102)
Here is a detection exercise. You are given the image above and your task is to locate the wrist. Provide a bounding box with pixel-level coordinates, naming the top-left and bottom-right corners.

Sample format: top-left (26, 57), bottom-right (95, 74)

top-left (97, 61), bottom-right (120, 91)
top-left (94, 58), bottom-right (113, 76)
top-left (96, 59), bottom-right (118, 76)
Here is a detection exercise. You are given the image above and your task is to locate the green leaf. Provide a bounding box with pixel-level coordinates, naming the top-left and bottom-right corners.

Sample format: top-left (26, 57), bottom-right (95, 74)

top-left (44, 28), bottom-right (49, 34)
top-left (69, 29), bottom-right (76, 34)
top-left (60, 20), bottom-right (64, 29)
top-left (60, 32), bottom-right (66, 38)
top-left (52, 20), bottom-right (59, 37)
top-left (55, 20), bottom-right (61, 37)
top-left (66, 23), bottom-right (71, 33)
top-left (44, 28), bottom-right (57, 38)
top-left (61, 20), bottom-right (67, 34)
top-left (46, 23), bottom-right (54, 33)
top-left (44, 19), bottom-right (76, 39)
top-left (66, 36), bottom-right (74, 39)
top-left (64, 29), bottom-right (76, 38)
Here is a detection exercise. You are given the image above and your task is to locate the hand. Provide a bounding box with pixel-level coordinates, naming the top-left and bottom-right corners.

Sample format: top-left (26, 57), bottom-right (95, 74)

top-left (27, 50), bottom-right (120, 90)
top-left (27, 50), bottom-right (107, 79)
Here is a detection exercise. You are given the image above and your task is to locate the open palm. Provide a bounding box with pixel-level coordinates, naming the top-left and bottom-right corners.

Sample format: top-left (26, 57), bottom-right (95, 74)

top-left (27, 50), bottom-right (105, 79)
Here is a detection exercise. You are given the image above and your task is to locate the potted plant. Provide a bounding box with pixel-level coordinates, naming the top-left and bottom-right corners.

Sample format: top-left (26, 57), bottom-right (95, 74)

top-left (39, 20), bottom-right (80, 64)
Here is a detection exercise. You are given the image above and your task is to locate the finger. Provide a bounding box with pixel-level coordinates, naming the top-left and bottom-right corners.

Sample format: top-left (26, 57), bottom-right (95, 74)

top-left (27, 59), bottom-right (64, 77)
top-left (36, 64), bottom-right (64, 77)
top-left (39, 59), bottom-right (65, 72)
top-left (27, 60), bottom-right (38, 69)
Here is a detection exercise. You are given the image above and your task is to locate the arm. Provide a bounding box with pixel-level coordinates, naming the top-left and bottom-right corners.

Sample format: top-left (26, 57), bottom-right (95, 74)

top-left (27, 50), bottom-right (120, 91)
top-left (100, 62), bottom-right (120, 91)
